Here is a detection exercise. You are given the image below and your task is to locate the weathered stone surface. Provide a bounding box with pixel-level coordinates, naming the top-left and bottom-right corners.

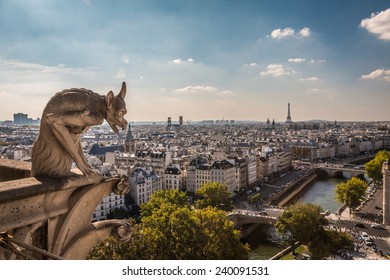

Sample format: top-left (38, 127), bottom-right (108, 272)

top-left (1, 82), bottom-right (131, 259)
top-left (0, 170), bottom-right (130, 259)
top-left (0, 158), bottom-right (31, 182)
top-left (0, 174), bottom-right (104, 232)
top-left (31, 82), bottom-right (128, 178)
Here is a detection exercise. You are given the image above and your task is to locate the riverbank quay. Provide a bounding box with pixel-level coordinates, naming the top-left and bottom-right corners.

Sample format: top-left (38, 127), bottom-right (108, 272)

top-left (264, 169), bottom-right (317, 207)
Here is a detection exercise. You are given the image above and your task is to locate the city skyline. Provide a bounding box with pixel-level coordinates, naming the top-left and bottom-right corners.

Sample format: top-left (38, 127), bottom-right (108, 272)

top-left (0, 0), bottom-right (389, 122)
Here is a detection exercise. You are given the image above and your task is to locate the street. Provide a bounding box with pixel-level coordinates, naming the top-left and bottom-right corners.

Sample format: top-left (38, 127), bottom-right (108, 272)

top-left (233, 166), bottom-right (390, 259)
top-left (329, 182), bottom-right (390, 256)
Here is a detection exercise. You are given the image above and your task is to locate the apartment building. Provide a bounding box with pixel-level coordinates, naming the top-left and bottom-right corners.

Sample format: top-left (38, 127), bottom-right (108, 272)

top-left (129, 167), bottom-right (162, 205)
top-left (210, 160), bottom-right (236, 194)
top-left (92, 193), bottom-right (125, 222)
top-left (164, 165), bottom-right (184, 190)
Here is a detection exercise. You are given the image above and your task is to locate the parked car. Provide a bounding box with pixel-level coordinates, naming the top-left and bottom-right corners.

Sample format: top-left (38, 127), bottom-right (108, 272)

top-left (375, 206), bottom-right (382, 210)
top-left (371, 224), bottom-right (385, 230)
top-left (354, 223), bottom-right (365, 228)
top-left (361, 232), bottom-right (369, 238)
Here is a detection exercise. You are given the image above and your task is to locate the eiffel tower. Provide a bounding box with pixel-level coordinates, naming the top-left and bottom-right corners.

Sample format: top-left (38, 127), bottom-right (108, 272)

top-left (285, 102), bottom-right (293, 128)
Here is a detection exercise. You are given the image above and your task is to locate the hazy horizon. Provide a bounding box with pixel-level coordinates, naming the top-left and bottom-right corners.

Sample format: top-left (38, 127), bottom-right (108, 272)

top-left (0, 0), bottom-right (389, 122)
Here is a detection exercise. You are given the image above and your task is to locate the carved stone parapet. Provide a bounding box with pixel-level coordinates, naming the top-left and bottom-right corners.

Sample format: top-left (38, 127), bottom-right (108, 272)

top-left (113, 175), bottom-right (130, 195)
top-left (0, 158), bottom-right (132, 259)
top-left (49, 175), bottom-right (130, 258)
top-left (60, 219), bottom-right (132, 259)
top-left (0, 174), bottom-right (104, 233)
top-left (0, 158), bottom-right (31, 182)
top-left (113, 219), bottom-right (132, 242)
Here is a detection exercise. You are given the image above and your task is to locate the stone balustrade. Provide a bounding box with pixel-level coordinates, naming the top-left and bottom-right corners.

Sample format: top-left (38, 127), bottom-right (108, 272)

top-left (0, 158), bottom-right (131, 260)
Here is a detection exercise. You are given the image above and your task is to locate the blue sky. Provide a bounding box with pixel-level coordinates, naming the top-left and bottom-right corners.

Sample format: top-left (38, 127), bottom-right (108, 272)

top-left (0, 0), bottom-right (389, 122)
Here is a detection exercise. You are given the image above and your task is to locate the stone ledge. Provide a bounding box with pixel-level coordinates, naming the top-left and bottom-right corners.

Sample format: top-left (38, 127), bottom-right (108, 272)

top-left (0, 158), bottom-right (32, 182)
top-left (0, 174), bottom-right (104, 204)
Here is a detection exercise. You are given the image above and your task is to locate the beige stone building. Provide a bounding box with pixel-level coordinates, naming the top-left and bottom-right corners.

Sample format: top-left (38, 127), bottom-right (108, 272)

top-left (129, 167), bottom-right (162, 205)
top-left (186, 157), bottom-right (236, 194)
top-left (164, 165), bottom-right (185, 190)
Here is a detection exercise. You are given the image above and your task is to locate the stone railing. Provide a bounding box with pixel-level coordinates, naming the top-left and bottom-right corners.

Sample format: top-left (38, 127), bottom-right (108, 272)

top-left (0, 158), bottom-right (31, 182)
top-left (0, 158), bottom-right (131, 260)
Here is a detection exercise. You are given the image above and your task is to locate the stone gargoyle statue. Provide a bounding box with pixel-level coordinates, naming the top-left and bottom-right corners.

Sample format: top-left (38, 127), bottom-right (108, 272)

top-left (31, 82), bottom-right (128, 178)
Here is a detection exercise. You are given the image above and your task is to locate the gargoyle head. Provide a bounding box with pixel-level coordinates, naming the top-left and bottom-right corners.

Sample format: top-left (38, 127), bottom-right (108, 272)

top-left (105, 82), bottom-right (128, 134)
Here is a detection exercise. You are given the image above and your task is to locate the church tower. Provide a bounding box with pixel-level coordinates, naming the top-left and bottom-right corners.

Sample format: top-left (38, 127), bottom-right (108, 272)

top-left (125, 123), bottom-right (135, 154)
top-left (285, 102), bottom-right (293, 128)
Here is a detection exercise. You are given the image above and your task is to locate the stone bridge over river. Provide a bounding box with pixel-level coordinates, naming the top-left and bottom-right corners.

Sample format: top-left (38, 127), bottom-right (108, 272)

top-left (228, 208), bottom-right (283, 238)
top-left (315, 166), bottom-right (366, 178)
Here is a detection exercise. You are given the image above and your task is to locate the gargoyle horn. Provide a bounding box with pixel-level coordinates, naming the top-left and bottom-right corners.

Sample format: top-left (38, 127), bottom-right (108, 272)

top-left (118, 81), bottom-right (126, 99)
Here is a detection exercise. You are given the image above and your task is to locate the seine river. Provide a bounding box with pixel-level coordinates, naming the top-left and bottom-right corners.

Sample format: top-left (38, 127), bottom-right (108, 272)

top-left (247, 177), bottom-right (347, 259)
top-left (293, 177), bottom-right (346, 213)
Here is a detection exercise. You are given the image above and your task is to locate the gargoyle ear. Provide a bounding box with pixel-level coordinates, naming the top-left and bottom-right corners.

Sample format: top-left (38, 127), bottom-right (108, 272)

top-left (106, 91), bottom-right (114, 108)
top-left (118, 81), bottom-right (126, 99)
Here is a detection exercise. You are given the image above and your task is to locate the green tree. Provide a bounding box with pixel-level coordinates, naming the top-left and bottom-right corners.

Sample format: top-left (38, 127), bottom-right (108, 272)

top-left (275, 202), bottom-right (328, 254)
top-left (335, 177), bottom-right (367, 213)
top-left (87, 236), bottom-right (131, 260)
top-left (275, 202), bottom-right (352, 260)
top-left (106, 208), bottom-right (131, 220)
top-left (88, 191), bottom-right (249, 260)
top-left (140, 189), bottom-right (189, 218)
top-left (308, 230), bottom-right (353, 260)
top-left (195, 182), bottom-right (234, 211)
top-left (325, 231), bottom-right (353, 257)
top-left (365, 150), bottom-right (389, 183)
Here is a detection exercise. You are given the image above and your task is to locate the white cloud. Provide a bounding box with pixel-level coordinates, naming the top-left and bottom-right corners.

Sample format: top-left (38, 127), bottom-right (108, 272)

top-left (176, 85), bottom-right (218, 93)
top-left (360, 8), bottom-right (390, 40)
top-left (361, 69), bottom-right (390, 81)
top-left (271, 28), bottom-right (295, 39)
top-left (175, 85), bottom-right (233, 96)
top-left (115, 68), bottom-right (126, 79)
top-left (245, 62), bottom-right (258, 67)
top-left (0, 59), bottom-right (106, 119)
top-left (270, 27), bottom-right (311, 39)
top-left (0, 59), bottom-right (99, 76)
top-left (260, 64), bottom-right (292, 77)
top-left (299, 27), bottom-right (311, 37)
top-left (218, 90), bottom-right (234, 96)
top-left (310, 59), bottom-right (326, 64)
top-left (300, 77), bottom-right (319, 81)
top-left (121, 55), bottom-right (130, 64)
top-left (171, 58), bottom-right (195, 65)
top-left (288, 58), bottom-right (306, 63)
